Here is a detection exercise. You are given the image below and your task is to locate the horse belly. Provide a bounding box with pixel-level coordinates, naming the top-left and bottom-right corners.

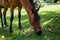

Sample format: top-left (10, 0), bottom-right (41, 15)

top-left (8, 0), bottom-right (20, 7)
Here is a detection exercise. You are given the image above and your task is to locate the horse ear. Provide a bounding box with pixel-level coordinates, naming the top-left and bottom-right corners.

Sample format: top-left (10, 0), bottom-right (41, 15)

top-left (36, 5), bottom-right (40, 12)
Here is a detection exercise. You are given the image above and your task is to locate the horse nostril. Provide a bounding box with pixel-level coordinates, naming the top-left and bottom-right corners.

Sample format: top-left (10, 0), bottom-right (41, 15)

top-left (35, 30), bottom-right (42, 36)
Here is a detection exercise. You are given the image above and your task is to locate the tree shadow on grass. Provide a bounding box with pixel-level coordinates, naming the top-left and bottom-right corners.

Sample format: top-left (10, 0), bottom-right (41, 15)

top-left (0, 21), bottom-right (38, 40)
top-left (0, 11), bottom-right (60, 40)
top-left (39, 11), bottom-right (60, 40)
top-left (0, 14), bottom-right (36, 40)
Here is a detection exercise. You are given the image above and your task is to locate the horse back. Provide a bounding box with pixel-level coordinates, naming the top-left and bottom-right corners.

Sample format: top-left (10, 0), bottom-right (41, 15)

top-left (0, 0), bottom-right (9, 8)
top-left (8, 0), bottom-right (21, 7)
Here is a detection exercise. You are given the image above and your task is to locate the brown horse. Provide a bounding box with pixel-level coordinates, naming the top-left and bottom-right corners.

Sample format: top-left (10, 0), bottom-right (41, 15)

top-left (0, 0), bottom-right (40, 26)
top-left (0, 0), bottom-right (42, 35)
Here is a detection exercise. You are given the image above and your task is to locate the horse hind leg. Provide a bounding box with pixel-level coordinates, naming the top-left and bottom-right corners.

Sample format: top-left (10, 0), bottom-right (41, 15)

top-left (18, 6), bottom-right (22, 29)
top-left (0, 7), bottom-right (4, 30)
top-left (3, 8), bottom-right (8, 27)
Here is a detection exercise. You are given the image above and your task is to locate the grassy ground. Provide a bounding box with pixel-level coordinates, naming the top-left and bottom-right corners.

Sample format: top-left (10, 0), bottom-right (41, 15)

top-left (0, 4), bottom-right (60, 40)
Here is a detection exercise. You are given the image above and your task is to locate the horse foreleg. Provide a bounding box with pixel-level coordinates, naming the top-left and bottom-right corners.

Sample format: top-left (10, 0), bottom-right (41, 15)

top-left (3, 8), bottom-right (8, 26)
top-left (9, 6), bottom-right (14, 33)
top-left (0, 7), bottom-right (4, 30)
top-left (18, 6), bottom-right (22, 29)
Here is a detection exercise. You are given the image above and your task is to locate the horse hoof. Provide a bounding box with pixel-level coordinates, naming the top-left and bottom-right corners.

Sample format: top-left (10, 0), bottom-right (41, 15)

top-left (9, 30), bottom-right (13, 34)
top-left (19, 27), bottom-right (22, 29)
top-left (6, 24), bottom-right (8, 26)
top-left (4, 24), bottom-right (8, 27)
top-left (35, 31), bottom-right (42, 36)
top-left (5, 24), bottom-right (8, 26)
top-left (2, 28), bottom-right (4, 32)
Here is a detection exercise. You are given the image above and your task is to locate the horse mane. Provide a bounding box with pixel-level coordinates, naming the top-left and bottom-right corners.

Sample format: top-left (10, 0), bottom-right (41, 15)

top-left (29, 0), bottom-right (40, 12)
top-left (29, 0), bottom-right (35, 9)
top-left (29, 0), bottom-right (40, 22)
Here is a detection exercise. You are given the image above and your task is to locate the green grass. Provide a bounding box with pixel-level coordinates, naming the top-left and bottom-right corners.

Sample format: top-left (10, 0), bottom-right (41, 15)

top-left (0, 4), bottom-right (60, 40)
